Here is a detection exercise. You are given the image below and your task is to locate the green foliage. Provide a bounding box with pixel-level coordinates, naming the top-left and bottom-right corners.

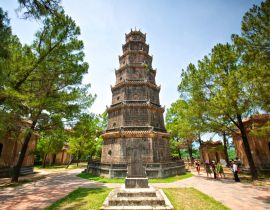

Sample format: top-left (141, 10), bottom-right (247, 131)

top-left (67, 114), bottom-right (102, 160)
top-left (228, 147), bottom-right (236, 161)
top-left (174, 1), bottom-right (270, 179)
top-left (17, 0), bottom-right (62, 19)
top-left (0, 6), bottom-right (95, 181)
top-left (36, 130), bottom-right (66, 163)
top-left (232, 0), bottom-right (270, 112)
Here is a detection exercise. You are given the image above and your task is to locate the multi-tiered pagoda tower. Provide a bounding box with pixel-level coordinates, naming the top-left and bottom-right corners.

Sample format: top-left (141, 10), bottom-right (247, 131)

top-left (89, 30), bottom-right (185, 178)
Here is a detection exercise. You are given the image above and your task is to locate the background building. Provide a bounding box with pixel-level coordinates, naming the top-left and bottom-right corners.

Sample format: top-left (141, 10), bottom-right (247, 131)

top-left (200, 140), bottom-right (226, 164)
top-left (0, 120), bottom-right (38, 177)
top-left (232, 114), bottom-right (270, 173)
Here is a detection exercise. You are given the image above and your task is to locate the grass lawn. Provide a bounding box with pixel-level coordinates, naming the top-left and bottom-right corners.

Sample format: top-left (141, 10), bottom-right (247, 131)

top-left (45, 188), bottom-right (111, 210)
top-left (46, 187), bottom-right (229, 210)
top-left (77, 172), bottom-right (193, 183)
top-left (163, 188), bottom-right (230, 210)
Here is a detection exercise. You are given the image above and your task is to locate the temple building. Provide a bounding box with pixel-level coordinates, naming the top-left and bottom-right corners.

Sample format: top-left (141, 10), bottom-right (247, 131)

top-left (0, 120), bottom-right (38, 177)
top-left (200, 140), bottom-right (226, 164)
top-left (232, 114), bottom-right (270, 173)
top-left (88, 30), bottom-right (185, 178)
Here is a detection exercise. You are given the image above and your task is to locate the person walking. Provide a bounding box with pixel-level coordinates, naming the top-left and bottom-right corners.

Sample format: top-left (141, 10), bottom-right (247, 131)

top-left (232, 160), bottom-right (240, 182)
top-left (205, 160), bottom-right (212, 177)
top-left (211, 161), bottom-right (217, 179)
top-left (195, 160), bottom-right (201, 175)
top-left (216, 162), bottom-right (225, 178)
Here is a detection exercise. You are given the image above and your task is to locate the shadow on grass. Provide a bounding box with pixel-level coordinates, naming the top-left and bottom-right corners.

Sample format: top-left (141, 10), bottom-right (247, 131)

top-left (46, 188), bottom-right (111, 210)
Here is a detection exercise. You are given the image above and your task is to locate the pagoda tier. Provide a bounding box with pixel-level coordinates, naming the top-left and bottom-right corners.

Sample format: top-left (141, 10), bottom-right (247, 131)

top-left (88, 30), bottom-right (185, 178)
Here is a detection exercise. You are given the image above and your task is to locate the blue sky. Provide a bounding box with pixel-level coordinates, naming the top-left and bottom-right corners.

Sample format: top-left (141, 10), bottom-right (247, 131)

top-left (1, 0), bottom-right (262, 117)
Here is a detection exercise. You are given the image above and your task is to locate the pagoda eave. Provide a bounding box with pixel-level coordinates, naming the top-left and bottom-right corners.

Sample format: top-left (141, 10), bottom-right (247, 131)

top-left (101, 130), bottom-right (170, 139)
top-left (107, 102), bottom-right (164, 113)
top-left (111, 80), bottom-right (160, 91)
top-left (115, 64), bottom-right (157, 75)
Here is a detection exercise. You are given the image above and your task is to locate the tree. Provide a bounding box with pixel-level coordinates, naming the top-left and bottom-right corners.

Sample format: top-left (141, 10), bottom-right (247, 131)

top-left (166, 100), bottom-right (197, 161)
top-left (7, 11), bottom-right (95, 182)
top-left (67, 114), bottom-right (101, 166)
top-left (36, 115), bottom-right (66, 167)
top-left (179, 43), bottom-right (259, 179)
top-left (37, 130), bottom-right (65, 167)
top-left (232, 0), bottom-right (270, 112)
top-left (16, 0), bottom-right (62, 19)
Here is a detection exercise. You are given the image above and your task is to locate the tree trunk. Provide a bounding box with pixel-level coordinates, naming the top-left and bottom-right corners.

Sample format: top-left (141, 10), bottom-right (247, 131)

top-left (77, 152), bottom-right (81, 167)
top-left (42, 153), bottom-right (48, 168)
top-left (187, 144), bottom-right (193, 163)
top-left (178, 149), bottom-right (182, 159)
top-left (222, 131), bottom-right (230, 166)
top-left (198, 133), bottom-right (202, 147)
top-left (66, 156), bottom-right (73, 169)
top-left (198, 133), bottom-right (204, 163)
top-left (11, 121), bottom-right (37, 182)
top-left (236, 114), bottom-right (258, 180)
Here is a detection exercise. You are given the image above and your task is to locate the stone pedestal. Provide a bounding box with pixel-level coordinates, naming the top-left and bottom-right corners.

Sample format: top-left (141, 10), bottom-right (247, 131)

top-left (125, 177), bottom-right (149, 188)
top-left (100, 186), bottom-right (174, 210)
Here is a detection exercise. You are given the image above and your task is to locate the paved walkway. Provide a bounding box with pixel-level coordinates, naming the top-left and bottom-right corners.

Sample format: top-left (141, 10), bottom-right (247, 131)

top-left (153, 173), bottom-right (270, 210)
top-left (0, 169), bottom-right (269, 210)
top-left (0, 169), bottom-right (119, 210)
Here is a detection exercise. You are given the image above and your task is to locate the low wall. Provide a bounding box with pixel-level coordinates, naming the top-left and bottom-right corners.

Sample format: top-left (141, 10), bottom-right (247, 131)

top-left (88, 160), bottom-right (186, 178)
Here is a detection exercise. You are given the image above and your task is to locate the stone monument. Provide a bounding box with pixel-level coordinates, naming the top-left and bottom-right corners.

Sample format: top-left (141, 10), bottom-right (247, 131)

top-left (125, 143), bottom-right (148, 188)
top-left (100, 134), bottom-right (174, 210)
top-left (88, 29), bottom-right (185, 178)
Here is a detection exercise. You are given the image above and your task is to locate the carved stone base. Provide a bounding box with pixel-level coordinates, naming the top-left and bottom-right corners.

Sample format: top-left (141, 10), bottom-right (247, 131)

top-left (125, 177), bottom-right (149, 188)
top-left (100, 185), bottom-right (174, 210)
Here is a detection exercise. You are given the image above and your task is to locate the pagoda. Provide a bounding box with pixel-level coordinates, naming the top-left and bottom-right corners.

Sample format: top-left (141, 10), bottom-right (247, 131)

top-left (88, 30), bottom-right (185, 178)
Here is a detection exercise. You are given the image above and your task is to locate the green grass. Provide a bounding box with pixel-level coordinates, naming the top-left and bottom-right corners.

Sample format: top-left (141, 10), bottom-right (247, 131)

top-left (47, 187), bottom-right (229, 210)
top-left (77, 172), bottom-right (193, 183)
top-left (163, 188), bottom-right (230, 210)
top-left (149, 173), bottom-right (193, 183)
top-left (77, 173), bottom-right (125, 183)
top-left (45, 188), bottom-right (111, 210)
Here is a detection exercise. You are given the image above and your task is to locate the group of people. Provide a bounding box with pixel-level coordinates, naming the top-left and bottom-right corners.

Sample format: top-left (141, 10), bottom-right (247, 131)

top-left (193, 158), bottom-right (241, 182)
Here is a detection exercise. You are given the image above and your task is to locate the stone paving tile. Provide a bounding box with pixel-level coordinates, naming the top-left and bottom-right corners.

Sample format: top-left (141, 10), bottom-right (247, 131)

top-left (0, 169), bottom-right (269, 210)
top-left (0, 169), bottom-right (115, 210)
top-left (152, 173), bottom-right (270, 210)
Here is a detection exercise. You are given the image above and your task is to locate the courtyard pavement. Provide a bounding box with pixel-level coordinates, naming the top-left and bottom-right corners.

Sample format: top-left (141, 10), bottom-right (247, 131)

top-left (0, 169), bottom-right (269, 210)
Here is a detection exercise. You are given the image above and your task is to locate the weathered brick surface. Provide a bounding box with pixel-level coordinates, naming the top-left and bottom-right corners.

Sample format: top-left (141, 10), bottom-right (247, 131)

top-left (101, 30), bottom-right (174, 171)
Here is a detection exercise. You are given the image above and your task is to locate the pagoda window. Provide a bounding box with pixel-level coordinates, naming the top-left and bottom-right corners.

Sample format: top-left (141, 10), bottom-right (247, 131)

top-left (117, 96), bottom-right (120, 101)
top-left (120, 77), bottom-right (122, 81)
top-left (0, 143), bottom-right (3, 157)
top-left (113, 122), bottom-right (116, 127)
top-left (108, 150), bottom-right (112, 156)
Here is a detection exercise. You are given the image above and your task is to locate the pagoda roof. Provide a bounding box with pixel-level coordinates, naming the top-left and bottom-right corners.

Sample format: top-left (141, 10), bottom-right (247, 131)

top-left (111, 80), bottom-right (160, 91)
top-left (115, 64), bottom-right (156, 74)
top-left (119, 50), bottom-right (152, 59)
top-left (107, 101), bottom-right (164, 113)
top-left (102, 128), bottom-right (169, 139)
